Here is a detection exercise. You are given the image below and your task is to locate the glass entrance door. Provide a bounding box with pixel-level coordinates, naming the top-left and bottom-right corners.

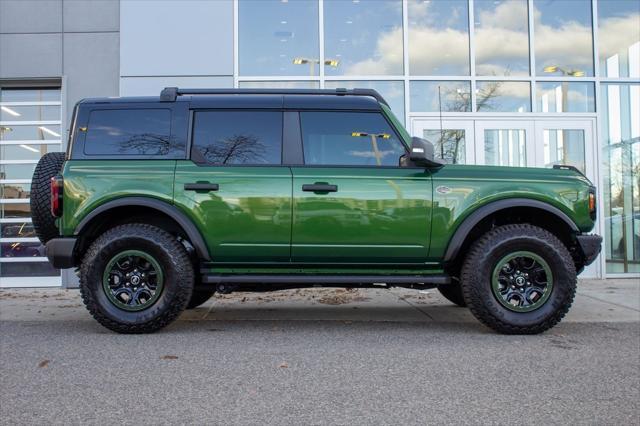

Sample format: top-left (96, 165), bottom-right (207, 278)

top-left (411, 119), bottom-right (475, 164)
top-left (413, 117), bottom-right (599, 276)
top-left (533, 120), bottom-right (596, 182)
top-left (474, 121), bottom-right (535, 167)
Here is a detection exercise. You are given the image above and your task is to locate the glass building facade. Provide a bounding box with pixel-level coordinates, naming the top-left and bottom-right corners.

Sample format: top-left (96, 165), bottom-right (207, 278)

top-left (1, 0), bottom-right (638, 286)
top-left (236, 0), bottom-right (639, 275)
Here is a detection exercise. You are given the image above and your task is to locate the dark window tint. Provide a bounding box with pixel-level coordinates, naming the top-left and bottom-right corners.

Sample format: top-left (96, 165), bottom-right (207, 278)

top-left (84, 109), bottom-right (177, 156)
top-left (300, 112), bottom-right (406, 166)
top-left (192, 111), bottom-right (282, 165)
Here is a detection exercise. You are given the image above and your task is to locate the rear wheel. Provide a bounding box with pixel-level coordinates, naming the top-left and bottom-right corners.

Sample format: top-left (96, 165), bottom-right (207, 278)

top-left (79, 223), bottom-right (194, 333)
top-left (30, 152), bottom-right (65, 244)
top-left (460, 224), bottom-right (576, 334)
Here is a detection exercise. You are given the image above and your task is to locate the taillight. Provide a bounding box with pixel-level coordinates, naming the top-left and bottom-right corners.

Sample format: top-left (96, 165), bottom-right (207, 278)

top-left (588, 190), bottom-right (596, 220)
top-left (50, 175), bottom-right (63, 217)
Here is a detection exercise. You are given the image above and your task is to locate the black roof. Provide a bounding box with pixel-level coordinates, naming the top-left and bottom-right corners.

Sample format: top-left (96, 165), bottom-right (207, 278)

top-left (79, 88), bottom-right (388, 111)
top-left (159, 87), bottom-right (389, 107)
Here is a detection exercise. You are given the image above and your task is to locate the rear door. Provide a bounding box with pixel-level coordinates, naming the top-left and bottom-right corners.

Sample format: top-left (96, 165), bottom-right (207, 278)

top-left (291, 110), bottom-right (432, 264)
top-left (173, 108), bottom-right (292, 262)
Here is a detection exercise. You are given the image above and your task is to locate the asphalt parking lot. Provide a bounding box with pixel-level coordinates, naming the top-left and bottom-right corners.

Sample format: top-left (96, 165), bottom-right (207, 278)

top-left (1, 279), bottom-right (638, 425)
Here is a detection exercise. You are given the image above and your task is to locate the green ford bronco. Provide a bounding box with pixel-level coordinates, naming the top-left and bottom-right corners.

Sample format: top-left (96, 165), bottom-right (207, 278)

top-left (31, 87), bottom-right (601, 334)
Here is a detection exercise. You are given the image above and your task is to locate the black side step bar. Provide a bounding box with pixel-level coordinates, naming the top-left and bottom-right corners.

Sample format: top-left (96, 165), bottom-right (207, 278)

top-left (201, 274), bottom-right (451, 285)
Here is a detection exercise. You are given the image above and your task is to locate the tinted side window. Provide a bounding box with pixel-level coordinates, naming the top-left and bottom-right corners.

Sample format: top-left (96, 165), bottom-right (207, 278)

top-left (300, 112), bottom-right (406, 167)
top-left (192, 111), bottom-right (282, 165)
top-left (84, 109), bottom-right (177, 156)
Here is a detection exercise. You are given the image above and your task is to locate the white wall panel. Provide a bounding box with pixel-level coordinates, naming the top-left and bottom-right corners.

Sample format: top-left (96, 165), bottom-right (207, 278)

top-left (120, 0), bottom-right (233, 77)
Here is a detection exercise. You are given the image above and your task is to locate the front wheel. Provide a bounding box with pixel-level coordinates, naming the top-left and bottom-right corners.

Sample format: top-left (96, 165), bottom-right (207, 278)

top-left (79, 224), bottom-right (194, 333)
top-left (460, 224), bottom-right (576, 334)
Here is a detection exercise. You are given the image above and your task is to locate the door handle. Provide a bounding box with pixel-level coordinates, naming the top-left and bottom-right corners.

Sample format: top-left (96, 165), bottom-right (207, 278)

top-left (302, 183), bottom-right (338, 193)
top-left (184, 182), bottom-right (219, 192)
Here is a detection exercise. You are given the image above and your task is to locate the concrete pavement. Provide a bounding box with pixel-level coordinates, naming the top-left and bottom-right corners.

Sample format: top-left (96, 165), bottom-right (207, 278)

top-left (1, 279), bottom-right (638, 424)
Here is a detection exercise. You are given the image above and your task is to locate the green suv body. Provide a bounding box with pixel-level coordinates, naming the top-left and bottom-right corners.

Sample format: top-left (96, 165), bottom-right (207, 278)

top-left (32, 88), bottom-right (601, 334)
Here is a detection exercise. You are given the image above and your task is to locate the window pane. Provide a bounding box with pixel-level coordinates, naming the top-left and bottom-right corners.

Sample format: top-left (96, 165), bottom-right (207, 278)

top-left (410, 81), bottom-right (471, 112)
top-left (1, 183), bottom-right (31, 200)
top-left (1, 105), bottom-right (60, 121)
top-left (423, 129), bottom-right (465, 164)
top-left (0, 88), bottom-right (60, 102)
top-left (601, 83), bottom-right (640, 273)
top-left (476, 81), bottom-right (530, 112)
top-left (0, 241), bottom-right (44, 258)
top-left (192, 111), bottom-right (282, 165)
top-left (0, 125), bottom-right (61, 141)
top-left (84, 109), bottom-right (179, 156)
top-left (598, 0), bottom-right (640, 78)
top-left (1, 222), bottom-right (36, 238)
top-left (1, 202), bottom-right (30, 218)
top-left (0, 261), bottom-right (59, 277)
top-left (484, 129), bottom-right (527, 167)
top-left (239, 0), bottom-right (319, 76)
top-left (543, 129), bottom-right (586, 172)
top-left (324, 0), bottom-right (403, 76)
top-left (324, 81), bottom-right (405, 123)
top-left (408, 0), bottom-right (470, 75)
top-left (238, 81), bottom-right (319, 89)
top-left (536, 82), bottom-right (595, 112)
top-left (300, 112), bottom-right (405, 167)
top-left (474, 0), bottom-right (529, 76)
top-left (1, 144), bottom-right (62, 162)
top-left (534, 0), bottom-right (593, 77)
top-left (0, 164), bottom-right (36, 180)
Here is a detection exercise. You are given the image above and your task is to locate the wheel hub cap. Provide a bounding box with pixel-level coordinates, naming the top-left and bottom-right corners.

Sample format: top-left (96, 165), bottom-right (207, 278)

top-left (102, 250), bottom-right (164, 311)
top-left (491, 251), bottom-right (553, 313)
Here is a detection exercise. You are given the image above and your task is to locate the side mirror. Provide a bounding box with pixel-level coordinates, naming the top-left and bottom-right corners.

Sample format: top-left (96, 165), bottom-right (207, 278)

top-left (410, 137), bottom-right (444, 168)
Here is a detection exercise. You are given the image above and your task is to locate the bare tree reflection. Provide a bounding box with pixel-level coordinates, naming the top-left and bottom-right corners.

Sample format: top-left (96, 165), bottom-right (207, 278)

top-left (427, 82), bottom-right (502, 164)
top-left (117, 133), bottom-right (180, 155)
top-left (200, 134), bottom-right (266, 165)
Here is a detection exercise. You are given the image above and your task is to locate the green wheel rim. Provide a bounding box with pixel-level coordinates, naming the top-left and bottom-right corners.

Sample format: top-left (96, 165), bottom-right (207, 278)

top-left (491, 251), bottom-right (553, 313)
top-left (102, 250), bottom-right (164, 311)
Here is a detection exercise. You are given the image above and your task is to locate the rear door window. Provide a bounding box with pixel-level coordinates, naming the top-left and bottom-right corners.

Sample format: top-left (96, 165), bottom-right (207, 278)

top-left (84, 109), bottom-right (176, 156)
top-left (299, 111), bottom-right (406, 167)
top-left (191, 111), bottom-right (282, 165)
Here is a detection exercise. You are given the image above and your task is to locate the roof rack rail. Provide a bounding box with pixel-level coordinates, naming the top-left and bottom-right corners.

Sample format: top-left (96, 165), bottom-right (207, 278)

top-left (552, 164), bottom-right (586, 177)
top-left (159, 87), bottom-right (389, 106)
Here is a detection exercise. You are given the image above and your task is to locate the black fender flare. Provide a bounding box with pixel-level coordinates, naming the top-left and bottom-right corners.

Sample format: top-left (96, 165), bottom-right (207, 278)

top-left (443, 198), bottom-right (579, 262)
top-left (74, 197), bottom-right (211, 261)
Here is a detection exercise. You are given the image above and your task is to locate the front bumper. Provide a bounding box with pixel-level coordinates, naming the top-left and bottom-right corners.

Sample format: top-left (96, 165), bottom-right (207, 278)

top-left (45, 237), bottom-right (77, 269)
top-left (576, 234), bottom-right (602, 266)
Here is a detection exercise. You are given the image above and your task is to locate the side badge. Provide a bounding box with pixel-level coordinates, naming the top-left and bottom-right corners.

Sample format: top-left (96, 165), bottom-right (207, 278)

top-left (436, 186), bottom-right (452, 194)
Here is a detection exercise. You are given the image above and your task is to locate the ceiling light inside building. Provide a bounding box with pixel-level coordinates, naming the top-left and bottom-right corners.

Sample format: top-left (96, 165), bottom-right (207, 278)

top-left (38, 126), bottom-right (60, 137)
top-left (1, 106), bottom-right (21, 117)
top-left (20, 144), bottom-right (39, 153)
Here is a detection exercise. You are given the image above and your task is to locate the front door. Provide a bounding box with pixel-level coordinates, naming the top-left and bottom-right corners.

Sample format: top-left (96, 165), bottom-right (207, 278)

top-left (173, 110), bottom-right (292, 262)
top-left (291, 111), bottom-right (432, 263)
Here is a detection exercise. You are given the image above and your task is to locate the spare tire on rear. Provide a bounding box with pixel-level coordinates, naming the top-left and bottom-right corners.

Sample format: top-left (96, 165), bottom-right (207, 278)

top-left (30, 152), bottom-right (66, 244)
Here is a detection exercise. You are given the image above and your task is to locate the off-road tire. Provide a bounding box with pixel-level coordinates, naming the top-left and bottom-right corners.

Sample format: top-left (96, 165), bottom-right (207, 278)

top-left (187, 289), bottom-right (216, 309)
top-left (461, 224), bottom-right (576, 334)
top-left (79, 223), bottom-right (194, 333)
top-left (30, 152), bottom-right (65, 244)
top-left (437, 284), bottom-right (466, 307)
